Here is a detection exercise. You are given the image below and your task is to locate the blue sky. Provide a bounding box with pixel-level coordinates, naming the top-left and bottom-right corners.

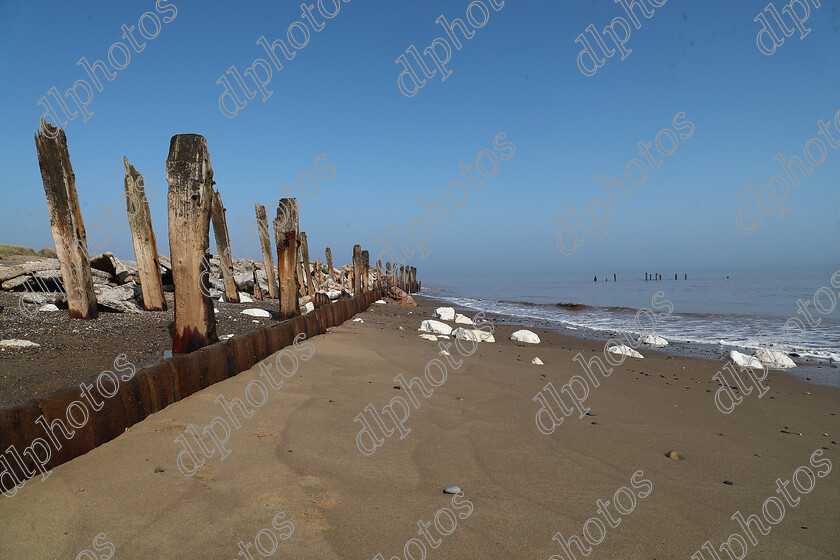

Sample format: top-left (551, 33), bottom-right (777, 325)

top-left (1, 0), bottom-right (838, 284)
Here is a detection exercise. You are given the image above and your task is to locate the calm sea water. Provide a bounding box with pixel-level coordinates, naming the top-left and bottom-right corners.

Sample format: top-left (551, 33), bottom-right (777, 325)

top-left (422, 266), bottom-right (840, 386)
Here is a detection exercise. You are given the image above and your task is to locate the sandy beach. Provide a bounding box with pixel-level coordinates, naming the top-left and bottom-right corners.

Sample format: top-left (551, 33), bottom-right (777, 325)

top-left (0, 295), bottom-right (836, 559)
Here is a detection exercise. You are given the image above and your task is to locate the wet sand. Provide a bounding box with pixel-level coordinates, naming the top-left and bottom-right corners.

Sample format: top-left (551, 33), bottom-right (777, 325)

top-left (0, 296), bottom-right (837, 559)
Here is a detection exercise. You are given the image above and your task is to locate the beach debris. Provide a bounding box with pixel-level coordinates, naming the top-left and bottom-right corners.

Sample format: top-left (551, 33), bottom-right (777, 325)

top-left (39, 304), bottom-right (59, 312)
top-left (242, 308), bottom-right (271, 318)
top-left (531, 357), bottom-right (544, 365)
top-left (439, 350), bottom-right (451, 356)
top-left (665, 450), bottom-right (680, 460)
top-left (585, 412), bottom-right (596, 416)
top-left (419, 334), bottom-right (438, 341)
top-left (419, 320), bottom-right (453, 335)
top-left (452, 327), bottom-right (495, 343)
top-left (443, 486), bottom-right (461, 494)
top-left (608, 344), bottom-right (644, 358)
top-left (729, 350), bottom-right (762, 369)
top-left (375, 299), bottom-right (387, 304)
top-left (353, 317), bottom-right (364, 323)
top-left (303, 301), bottom-right (315, 315)
top-left (753, 349), bottom-right (795, 369)
top-left (0, 339), bottom-right (41, 349)
top-left (398, 326), bottom-right (404, 330)
top-left (455, 396), bottom-right (463, 400)
top-left (642, 334), bottom-right (669, 347)
top-left (434, 307), bottom-right (456, 321)
top-left (723, 480), bottom-right (733, 485)
top-left (454, 313), bottom-right (473, 325)
top-left (154, 466), bottom-right (165, 473)
top-left (511, 330), bottom-right (540, 344)
top-left (387, 286), bottom-right (416, 306)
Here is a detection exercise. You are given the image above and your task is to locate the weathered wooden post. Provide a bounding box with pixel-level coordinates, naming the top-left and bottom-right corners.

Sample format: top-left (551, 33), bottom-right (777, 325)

top-left (166, 134), bottom-right (217, 352)
top-left (123, 157), bottom-right (167, 311)
top-left (211, 189), bottom-right (240, 304)
top-left (34, 125), bottom-right (98, 319)
top-left (412, 267), bottom-right (417, 292)
top-left (376, 259), bottom-right (382, 291)
top-left (300, 231), bottom-right (314, 296)
top-left (255, 203), bottom-right (279, 299)
top-left (352, 245), bottom-right (362, 295)
top-left (253, 269), bottom-right (264, 300)
top-left (385, 262), bottom-right (391, 289)
top-left (314, 258), bottom-right (323, 291)
top-left (325, 247), bottom-right (334, 281)
top-left (361, 250), bottom-right (370, 293)
top-left (274, 198), bottom-right (301, 319)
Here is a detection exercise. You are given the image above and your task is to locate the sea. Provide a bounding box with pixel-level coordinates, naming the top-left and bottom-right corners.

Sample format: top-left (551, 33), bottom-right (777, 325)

top-left (421, 266), bottom-right (840, 387)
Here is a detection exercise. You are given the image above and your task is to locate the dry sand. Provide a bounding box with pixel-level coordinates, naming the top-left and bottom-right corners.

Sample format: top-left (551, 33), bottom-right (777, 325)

top-left (0, 298), bottom-right (837, 559)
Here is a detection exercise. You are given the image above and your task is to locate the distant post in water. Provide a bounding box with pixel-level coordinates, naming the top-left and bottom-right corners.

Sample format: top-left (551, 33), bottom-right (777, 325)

top-left (166, 134), bottom-right (218, 352)
top-left (211, 189), bottom-right (240, 304)
top-left (34, 125), bottom-right (98, 319)
top-left (255, 203), bottom-right (279, 299)
top-left (325, 247), bottom-right (334, 281)
top-left (122, 156), bottom-right (167, 311)
top-left (274, 198), bottom-right (301, 319)
top-left (300, 231), bottom-right (314, 296)
top-left (352, 245), bottom-right (362, 295)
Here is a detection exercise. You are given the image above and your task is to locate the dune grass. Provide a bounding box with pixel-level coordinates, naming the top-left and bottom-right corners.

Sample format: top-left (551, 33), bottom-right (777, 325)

top-left (0, 243), bottom-right (57, 260)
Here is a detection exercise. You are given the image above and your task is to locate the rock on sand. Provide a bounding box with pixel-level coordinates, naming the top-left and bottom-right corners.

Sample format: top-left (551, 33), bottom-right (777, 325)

top-left (452, 327), bottom-right (495, 343)
top-left (241, 308), bottom-right (271, 318)
top-left (511, 330), bottom-right (540, 344)
top-left (454, 313), bottom-right (473, 325)
top-left (729, 350), bottom-right (762, 369)
top-left (419, 320), bottom-right (453, 335)
top-left (608, 344), bottom-right (644, 358)
top-left (433, 307), bottom-right (456, 322)
top-left (0, 339), bottom-right (40, 349)
top-left (642, 334), bottom-right (668, 347)
top-left (754, 349), bottom-right (795, 369)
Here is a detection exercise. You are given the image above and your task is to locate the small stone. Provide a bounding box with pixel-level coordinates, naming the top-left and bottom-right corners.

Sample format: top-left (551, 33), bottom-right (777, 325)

top-left (443, 486), bottom-right (461, 494)
top-left (353, 318), bottom-right (364, 323)
top-left (394, 386), bottom-right (401, 390)
top-left (723, 480), bottom-right (733, 485)
top-left (154, 466), bottom-right (165, 473)
top-left (665, 450), bottom-right (679, 460)
top-left (585, 412), bottom-right (596, 416)
top-left (531, 357), bottom-right (544, 365)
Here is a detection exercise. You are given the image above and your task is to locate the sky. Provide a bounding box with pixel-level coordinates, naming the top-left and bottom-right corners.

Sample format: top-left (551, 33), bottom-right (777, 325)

top-left (1, 0), bottom-right (838, 285)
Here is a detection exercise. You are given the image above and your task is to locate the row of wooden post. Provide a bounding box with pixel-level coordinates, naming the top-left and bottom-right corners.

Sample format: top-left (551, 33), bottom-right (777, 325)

top-left (35, 128), bottom-right (420, 354)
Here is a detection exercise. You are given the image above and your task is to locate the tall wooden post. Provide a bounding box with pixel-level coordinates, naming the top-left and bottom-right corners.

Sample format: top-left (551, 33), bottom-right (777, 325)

top-left (166, 134), bottom-right (217, 353)
top-left (34, 125), bottom-right (98, 319)
top-left (361, 250), bottom-right (370, 293)
top-left (255, 204), bottom-right (279, 299)
top-left (123, 157), bottom-right (167, 311)
top-left (300, 231), bottom-right (314, 296)
top-left (385, 262), bottom-right (391, 289)
top-left (314, 258), bottom-right (323, 291)
top-left (352, 245), bottom-right (362, 295)
top-left (275, 198), bottom-right (301, 319)
top-left (211, 189), bottom-right (240, 304)
top-left (376, 259), bottom-right (382, 291)
top-left (325, 247), bottom-right (334, 281)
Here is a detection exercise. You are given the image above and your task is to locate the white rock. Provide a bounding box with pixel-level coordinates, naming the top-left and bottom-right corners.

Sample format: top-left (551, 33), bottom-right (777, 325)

top-left (454, 313), bottom-right (473, 325)
top-left (326, 290), bottom-right (342, 300)
top-left (98, 285), bottom-right (134, 301)
top-left (239, 292), bottom-right (254, 303)
top-left (0, 339), bottom-right (40, 349)
top-left (433, 307), bottom-right (456, 322)
top-left (220, 334), bottom-right (234, 340)
top-left (754, 349), bottom-right (795, 369)
top-left (419, 334), bottom-right (438, 341)
top-left (439, 350), bottom-right (451, 356)
top-left (214, 308), bottom-right (220, 314)
top-left (419, 320), bottom-right (453, 335)
top-left (730, 350), bottom-right (762, 369)
top-left (609, 344), bottom-right (644, 358)
top-left (303, 301), bottom-right (315, 315)
top-left (531, 357), bottom-right (544, 365)
top-left (641, 334), bottom-right (669, 347)
top-left (452, 327), bottom-right (495, 343)
top-left (511, 330), bottom-right (540, 344)
top-left (375, 299), bottom-right (387, 304)
top-left (437, 335), bottom-right (450, 340)
top-left (241, 308), bottom-right (271, 318)
top-left (39, 304), bottom-right (59, 312)
top-left (353, 318), bottom-right (364, 323)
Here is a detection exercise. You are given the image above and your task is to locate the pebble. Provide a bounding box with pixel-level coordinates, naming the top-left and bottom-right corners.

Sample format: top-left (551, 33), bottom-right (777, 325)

top-left (723, 480), bottom-right (733, 485)
top-left (443, 486), bottom-right (461, 494)
top-left (154, 466), bottom-right (165, 473)
top-left (665, 450), bottom-right (680, 460)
